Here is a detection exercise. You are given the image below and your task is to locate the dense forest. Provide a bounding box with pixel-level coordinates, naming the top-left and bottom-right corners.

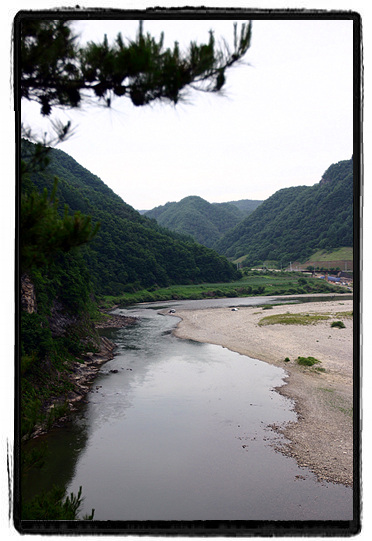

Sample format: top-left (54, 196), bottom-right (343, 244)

top-left (226, 199), bottom-right (264, 215)
top-left (21, 140), bottom-right (240, 296)
top-left (144, 196), bottom-right (262, 248)
top-left (214, 158), bottom-right (353, 266)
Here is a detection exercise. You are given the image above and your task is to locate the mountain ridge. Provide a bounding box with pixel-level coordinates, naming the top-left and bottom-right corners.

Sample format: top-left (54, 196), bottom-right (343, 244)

top-left (144, 195), bottom-right (263, 248)
top-left (215, 157), bottom-right (353, 266)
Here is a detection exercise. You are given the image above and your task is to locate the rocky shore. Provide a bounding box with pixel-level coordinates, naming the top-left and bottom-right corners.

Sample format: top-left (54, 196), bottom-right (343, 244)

top-left (66, 313), bottom-right (138, 404)
top-left (94, 313), bottom-right (139, 329)
top-left (30, 313), bottom-right (138, 439)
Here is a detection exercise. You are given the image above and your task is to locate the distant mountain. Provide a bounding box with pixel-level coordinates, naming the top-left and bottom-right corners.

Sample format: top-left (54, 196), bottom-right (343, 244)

top-left (145, 195), bottom-right (252, 248)
top-left (21, 141), bottom-right (240, 295)
top-left (226, 199), bottom-right (263, 216)
top-left (214, 158), bottom-right (353, 266)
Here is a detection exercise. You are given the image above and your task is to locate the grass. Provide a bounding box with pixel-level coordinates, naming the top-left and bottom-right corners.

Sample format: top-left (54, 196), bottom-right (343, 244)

top-left (100, 271), bottom-right (346, 308)
top-left (319, 387), bottom-right (353, 418)
top-left (335, 311), bottom-right (353, 318)
top-left (306, 247), bottom-right (353, 262)
top-left (258, 308), bottom-right (352, 327)
top-left (258, 312), bottom-right (331, 326)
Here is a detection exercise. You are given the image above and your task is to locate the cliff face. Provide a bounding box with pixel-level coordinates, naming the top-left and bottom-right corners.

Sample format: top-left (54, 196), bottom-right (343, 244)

top-left (20, 273), bottom-right (140, 439)
top-left (20, 273), bottom-right (116, 438)
top-left (48, 299), bottom-right (80, 338)
top-left (21, 275), bottom-right (37, 314)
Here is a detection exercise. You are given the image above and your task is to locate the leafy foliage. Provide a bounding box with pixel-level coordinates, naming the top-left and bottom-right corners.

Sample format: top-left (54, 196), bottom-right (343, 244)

top-left (20, 178), bottom-right (100, 272)
top-left (215, 158), bottom-right (353, 265)
top-left (22, 485), bottom-right (94, 520)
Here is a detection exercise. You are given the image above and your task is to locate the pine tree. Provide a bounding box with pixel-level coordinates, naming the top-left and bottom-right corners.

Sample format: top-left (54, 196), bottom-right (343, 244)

top-left (18, 17), bottom-right (252, 117)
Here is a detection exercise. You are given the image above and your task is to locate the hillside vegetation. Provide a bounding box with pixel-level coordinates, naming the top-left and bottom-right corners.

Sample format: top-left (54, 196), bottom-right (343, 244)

top-left (21, 140), bottom-right (240, 296)
top-left (145, 196), bottom-right (262, 248)
top-left (305, 247), bottom-right (353, 262)
top-left (215, 158), bottom-right (353, 266)
top-left (227, 199), bottom-right (264, 215)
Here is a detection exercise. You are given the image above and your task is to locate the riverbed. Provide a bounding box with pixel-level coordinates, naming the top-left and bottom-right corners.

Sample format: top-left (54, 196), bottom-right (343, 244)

top-left (22, 296), bottom-right (353, 522)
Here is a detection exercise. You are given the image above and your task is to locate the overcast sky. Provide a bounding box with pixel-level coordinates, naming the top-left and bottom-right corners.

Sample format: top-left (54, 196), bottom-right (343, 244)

top-left (21, 14), bottom-right (354, 210)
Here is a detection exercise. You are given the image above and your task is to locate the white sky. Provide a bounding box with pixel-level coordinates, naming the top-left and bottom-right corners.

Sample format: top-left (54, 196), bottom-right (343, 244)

top-left (20, 15), bottom-right (354, 210)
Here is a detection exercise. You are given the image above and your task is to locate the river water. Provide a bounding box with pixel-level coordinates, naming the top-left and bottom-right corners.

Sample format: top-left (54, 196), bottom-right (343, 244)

top-left (22, 296), bottom-right (353, 521)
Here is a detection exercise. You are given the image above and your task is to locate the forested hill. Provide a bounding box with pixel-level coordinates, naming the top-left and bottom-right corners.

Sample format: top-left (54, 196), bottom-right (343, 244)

top-left (21, 140), bottom-right (239, 295)
top-left (227, 199), bottom-right (264, 215)
top-left (144, 196), bottom-right (243, 248)
top-left (144, 196), bottom-right (262, 248)
top-left (214, 158), bottom-right (353, 266)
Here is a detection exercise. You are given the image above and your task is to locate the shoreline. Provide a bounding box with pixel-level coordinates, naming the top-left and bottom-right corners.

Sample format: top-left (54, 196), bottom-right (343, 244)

top-left (27, 314), bottom-right (138, 440)
top-left (171, 298), bottom-right (354, 487)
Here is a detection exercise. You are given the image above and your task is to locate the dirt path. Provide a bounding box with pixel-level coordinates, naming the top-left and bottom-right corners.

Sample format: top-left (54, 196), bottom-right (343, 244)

top-left (171, 299), bottom-right (354, 486)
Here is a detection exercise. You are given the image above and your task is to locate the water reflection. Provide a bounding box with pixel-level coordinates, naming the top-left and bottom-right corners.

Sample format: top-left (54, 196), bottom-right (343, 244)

top-left (22, 300), bottom-right (353, 522)
top-left (65, 309), bottom-right (352, 521)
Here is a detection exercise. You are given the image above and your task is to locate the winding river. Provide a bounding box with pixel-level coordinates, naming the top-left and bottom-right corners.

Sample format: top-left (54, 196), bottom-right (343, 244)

top-left (23, 296), bottom-right (353, 521)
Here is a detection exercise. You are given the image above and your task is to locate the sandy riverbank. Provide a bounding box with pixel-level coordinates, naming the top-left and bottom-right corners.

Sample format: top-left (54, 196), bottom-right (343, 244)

top-left (171, 298), bottom-right (355, 487)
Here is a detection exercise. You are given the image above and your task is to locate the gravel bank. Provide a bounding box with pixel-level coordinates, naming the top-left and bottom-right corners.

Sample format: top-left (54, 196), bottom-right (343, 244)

top-left (172, 299), bottom-right (354, 486)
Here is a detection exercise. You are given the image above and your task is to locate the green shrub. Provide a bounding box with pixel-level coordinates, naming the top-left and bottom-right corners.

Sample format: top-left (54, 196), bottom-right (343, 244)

top-left (20, 353), bottom-right (38, 376)
top-left (22, 485), bottom-right (94, 520)
top-left (21, 312), bottom-right (55, 358)
top-left (226, 289), bottom-right (238, 297)
top-left (297, 356), bottom-right (321, 367)
top-left (331, 320), bottom-right (346, 329)
top-left (213, 289), bottom-right (224, 297)
top-left (21, 393), bottom-right (42, 438)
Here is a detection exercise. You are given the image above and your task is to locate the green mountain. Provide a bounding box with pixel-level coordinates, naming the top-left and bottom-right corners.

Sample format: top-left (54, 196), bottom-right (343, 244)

top-left (144, 195), bottom-right (256, 248)
top-left (215, 158), bottom-right (353, 266)
top-left (226, 199), bottom-right (263, 215)
top-left (21, 141), bottom-right (239, 295)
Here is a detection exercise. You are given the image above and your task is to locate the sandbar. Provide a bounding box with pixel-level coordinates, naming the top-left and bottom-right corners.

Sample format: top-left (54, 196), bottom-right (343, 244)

top-left (171, 297), bottom-right (354, 486)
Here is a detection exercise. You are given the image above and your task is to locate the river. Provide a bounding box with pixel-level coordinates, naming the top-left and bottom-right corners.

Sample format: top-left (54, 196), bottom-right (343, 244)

top-left (22, 296), bottom-right (353, 521)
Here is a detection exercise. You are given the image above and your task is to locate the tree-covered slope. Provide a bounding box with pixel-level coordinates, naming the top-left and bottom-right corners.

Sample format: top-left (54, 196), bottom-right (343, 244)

top-left (21, 141), bottom-right (239, 295)
top-left (226, 199), bottom-right (263, 216)
top-left (215, 158), bottom-right (353, 266)
top-left (145, 195), bottom-right (246, 248)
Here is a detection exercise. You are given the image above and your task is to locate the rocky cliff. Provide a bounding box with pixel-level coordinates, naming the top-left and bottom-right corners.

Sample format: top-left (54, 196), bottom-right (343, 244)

top-left (20, 275), bottom-right (136, 439)
top-left (21, 274), bottom-right (37, 314)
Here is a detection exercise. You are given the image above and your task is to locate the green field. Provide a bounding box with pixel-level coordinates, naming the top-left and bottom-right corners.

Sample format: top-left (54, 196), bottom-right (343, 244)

top-left (234, 247), bottom-right (353, 268)
top-left (306, 247), bottom-right (353, 262)
top-left (100, 270), bottom-right (349, 308)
